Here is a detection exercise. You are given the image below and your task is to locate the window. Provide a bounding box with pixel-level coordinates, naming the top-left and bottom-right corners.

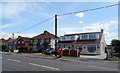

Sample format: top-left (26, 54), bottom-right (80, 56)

top-left (89, 34), bottom-right (96, 39)
top-left (22, 41), bottom-right (24, 44)
top-left (62, 37), bottom-right (65, 40)
top-left (38, 39), bottom-right (41, 43)
top-left (31, 40), bottom-right (33, 43)
top-left (87, 45), bottom-right (96, 52)
top-left (89, 34), bottom-right (98, 39)
top-left (80, 34), bottom-right (88, 40)
top-left (18, 41), bottom-right (20, 44)
top-left (71, 36), bottom-right (74, 40)
top-left (14, 42), bottom-right (16, 44)
top-left (80, 34), bottom-right (99, 40)
top-left (64, 45), bottom-right (66, 48)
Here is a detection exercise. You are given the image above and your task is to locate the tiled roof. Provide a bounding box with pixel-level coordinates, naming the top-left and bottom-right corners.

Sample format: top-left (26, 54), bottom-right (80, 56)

top-left (33, 30), bottom-right (59, 39)
top-left (13, 36), bottom-right (33, 42)
top-left (2, 39), bottom-right (14, 43)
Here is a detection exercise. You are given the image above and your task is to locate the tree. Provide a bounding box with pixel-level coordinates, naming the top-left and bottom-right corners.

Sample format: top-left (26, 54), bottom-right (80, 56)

top-left (0, 44), bottom-right (7, 51)
top-left (111, 39), bottom-right (120, 53)
top-left (111, 39), bottom-right (120, 46)
top-left (0, 38), bottom-right (5, 40)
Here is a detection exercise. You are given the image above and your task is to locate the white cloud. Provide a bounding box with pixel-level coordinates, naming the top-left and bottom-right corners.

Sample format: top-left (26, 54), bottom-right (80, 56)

top-left (0, 24), bottom-right (10, 28)
top-left (79, 21), bottom-right (83, 24)
top-left (75, 13), bottom-right (84, 17)
top-left (0, 32), bottom-right (36, 39)
top-left (109, 20), bottom-right (118, 24)
top-left (0, 24), bottom-right (15, 28)
top-left (82, 21), bottom-right (117, 32)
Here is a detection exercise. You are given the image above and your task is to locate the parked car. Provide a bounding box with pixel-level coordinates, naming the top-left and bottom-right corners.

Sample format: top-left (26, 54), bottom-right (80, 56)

top-left (44, 48), bottom-right (55, 55)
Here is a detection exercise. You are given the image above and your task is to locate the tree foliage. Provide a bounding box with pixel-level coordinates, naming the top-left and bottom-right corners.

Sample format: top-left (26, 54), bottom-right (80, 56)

top-left (111, 39), bottom-right (120, 46)
top-left (0, 44), bottom-right (7, 51)
top-left (18, 46), bottom-right (34, 53)
top-left (111, 39), bottom-right (120, 53)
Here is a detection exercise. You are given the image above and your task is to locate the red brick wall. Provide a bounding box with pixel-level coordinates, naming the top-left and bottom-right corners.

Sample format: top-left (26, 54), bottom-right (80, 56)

top-left (63, 49), bottom-right (78, 57)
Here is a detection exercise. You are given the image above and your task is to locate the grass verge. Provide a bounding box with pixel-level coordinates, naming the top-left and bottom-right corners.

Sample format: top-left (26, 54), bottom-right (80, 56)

top-left (9, 52), bottom-right (32, 54)
top-left (107, 57), bottom-right (118, 61)
top-left (34, 54), bottom-right (79, 59)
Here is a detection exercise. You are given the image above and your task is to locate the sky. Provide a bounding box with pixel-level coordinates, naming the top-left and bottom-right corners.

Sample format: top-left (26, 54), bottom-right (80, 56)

top-left (0, 2), bottom-right (118, 45)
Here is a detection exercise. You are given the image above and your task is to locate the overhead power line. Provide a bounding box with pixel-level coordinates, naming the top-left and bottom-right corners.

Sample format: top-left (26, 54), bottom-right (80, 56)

top-left (16, 16), bottom-right (54, 33)
top-left (15, 3), bottom-right (119, 33)
top-left (58, 3), bottom-right (119, 16)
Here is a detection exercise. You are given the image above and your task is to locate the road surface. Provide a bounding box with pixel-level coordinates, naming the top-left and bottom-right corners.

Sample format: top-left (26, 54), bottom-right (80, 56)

top-left (2, 53), bottom-right (118, 71)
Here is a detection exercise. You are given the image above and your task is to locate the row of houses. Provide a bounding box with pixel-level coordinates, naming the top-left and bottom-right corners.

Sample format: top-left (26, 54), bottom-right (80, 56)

top-left (1, 29), bottom-right (106, 55)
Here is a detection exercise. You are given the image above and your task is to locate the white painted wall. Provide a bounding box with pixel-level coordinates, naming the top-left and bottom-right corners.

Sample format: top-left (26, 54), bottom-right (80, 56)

top-left (50, 38), bottom-right (55, 49)
top-left (99, 33), bottom-right (106, 54)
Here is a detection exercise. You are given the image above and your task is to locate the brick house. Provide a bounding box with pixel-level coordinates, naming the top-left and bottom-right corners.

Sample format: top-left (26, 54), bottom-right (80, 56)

top-left (5, 36), bottom-right (33, 50)
top-left (58, 29), bottom-right (106, 55)
top-left (13, 36), bottom-right (33, 50)
top-left (32, 30), bottom-right (59, 52)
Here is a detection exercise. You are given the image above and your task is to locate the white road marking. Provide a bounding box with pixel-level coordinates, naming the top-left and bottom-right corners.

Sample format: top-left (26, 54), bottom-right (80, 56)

top-left (12, 60), bottom-right (21, 62)
top-left (29, 63), bottom-right (60, 70)
top-left (7, 59), bottom-right (21, 62)
top-left (8, 59), bottom-right (12, 61)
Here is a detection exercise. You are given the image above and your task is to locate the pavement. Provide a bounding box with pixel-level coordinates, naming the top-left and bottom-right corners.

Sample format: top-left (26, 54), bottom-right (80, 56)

top-left (80, 53), bottom-right (107, 59)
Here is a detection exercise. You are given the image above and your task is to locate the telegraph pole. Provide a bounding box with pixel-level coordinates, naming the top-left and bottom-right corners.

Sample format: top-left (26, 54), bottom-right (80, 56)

top-left (55, 14), bottom-right (57, 57)
top-left (12, 33), bottom-right (14, 50)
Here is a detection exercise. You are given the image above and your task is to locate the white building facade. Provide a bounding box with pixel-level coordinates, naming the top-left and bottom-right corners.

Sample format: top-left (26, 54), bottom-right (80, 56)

top-left (58, 29), bottom-right (106, 55)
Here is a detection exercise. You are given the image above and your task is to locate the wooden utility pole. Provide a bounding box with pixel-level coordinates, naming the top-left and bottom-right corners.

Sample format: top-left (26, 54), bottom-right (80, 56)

top-left (12, 33), bottom-right (14, 50)
top-left (55, 14), bottom-right (57, 57)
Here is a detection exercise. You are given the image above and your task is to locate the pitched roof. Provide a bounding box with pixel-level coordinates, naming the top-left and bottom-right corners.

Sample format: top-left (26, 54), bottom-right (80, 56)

top-left (13, 36), bottom-right (33, 42)
top-left (33, 30), bottom-right (59, 39)
top-left (2, 38), bottom-right (14, 43)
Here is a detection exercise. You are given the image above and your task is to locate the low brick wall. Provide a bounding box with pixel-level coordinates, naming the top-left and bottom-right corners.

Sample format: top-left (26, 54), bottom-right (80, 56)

top-left (63, 49), bottom-right (69, 56)
top-left (63, 49), bottom-right (78, 57)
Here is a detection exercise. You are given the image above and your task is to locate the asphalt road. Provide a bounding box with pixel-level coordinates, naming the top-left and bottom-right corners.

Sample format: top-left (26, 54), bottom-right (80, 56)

top-left (2, 53), bottom-right (118, 71)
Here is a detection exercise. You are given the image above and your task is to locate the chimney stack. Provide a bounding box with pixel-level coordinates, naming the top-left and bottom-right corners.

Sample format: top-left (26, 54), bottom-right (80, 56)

top-left (101, 29), bottom-right (103, 33)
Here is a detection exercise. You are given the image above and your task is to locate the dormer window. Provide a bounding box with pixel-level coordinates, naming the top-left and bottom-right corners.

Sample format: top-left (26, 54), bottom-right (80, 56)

top-left (62, 37), bottom-right (65, 40)
top-left (71, 36), bottom-right (74, 40)
top-left (80, 34), bottom-right (99, 40)
top-left (80, 34), bottom-right (88, 40)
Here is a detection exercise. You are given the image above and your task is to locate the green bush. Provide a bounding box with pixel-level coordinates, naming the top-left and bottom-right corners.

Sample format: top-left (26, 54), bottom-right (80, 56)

top-left (18, 46), bottom-right (34, 53)
top-left (0, 44), bottom-right (7, 51)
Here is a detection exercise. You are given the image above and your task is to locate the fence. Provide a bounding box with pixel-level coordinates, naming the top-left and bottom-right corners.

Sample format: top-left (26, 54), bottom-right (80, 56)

top-left (62, 49), bottom-right (79, 57)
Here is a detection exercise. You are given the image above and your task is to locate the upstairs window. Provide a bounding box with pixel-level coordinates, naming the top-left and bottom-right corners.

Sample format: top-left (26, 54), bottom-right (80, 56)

top-left (18, 41), bottom-right (20, 44)
top-left (62, 37), bottom-right (65, 40)
top-left (80, 34), bottom-right (88, 40)
top-left (89, 34), bottom-right (98, 39)
top-left (71, 36), bottom-right (74, 40)
top-left (22, 41), bottom-right (24, 44)
top-left (80, 34), bottom-right (99, 40)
